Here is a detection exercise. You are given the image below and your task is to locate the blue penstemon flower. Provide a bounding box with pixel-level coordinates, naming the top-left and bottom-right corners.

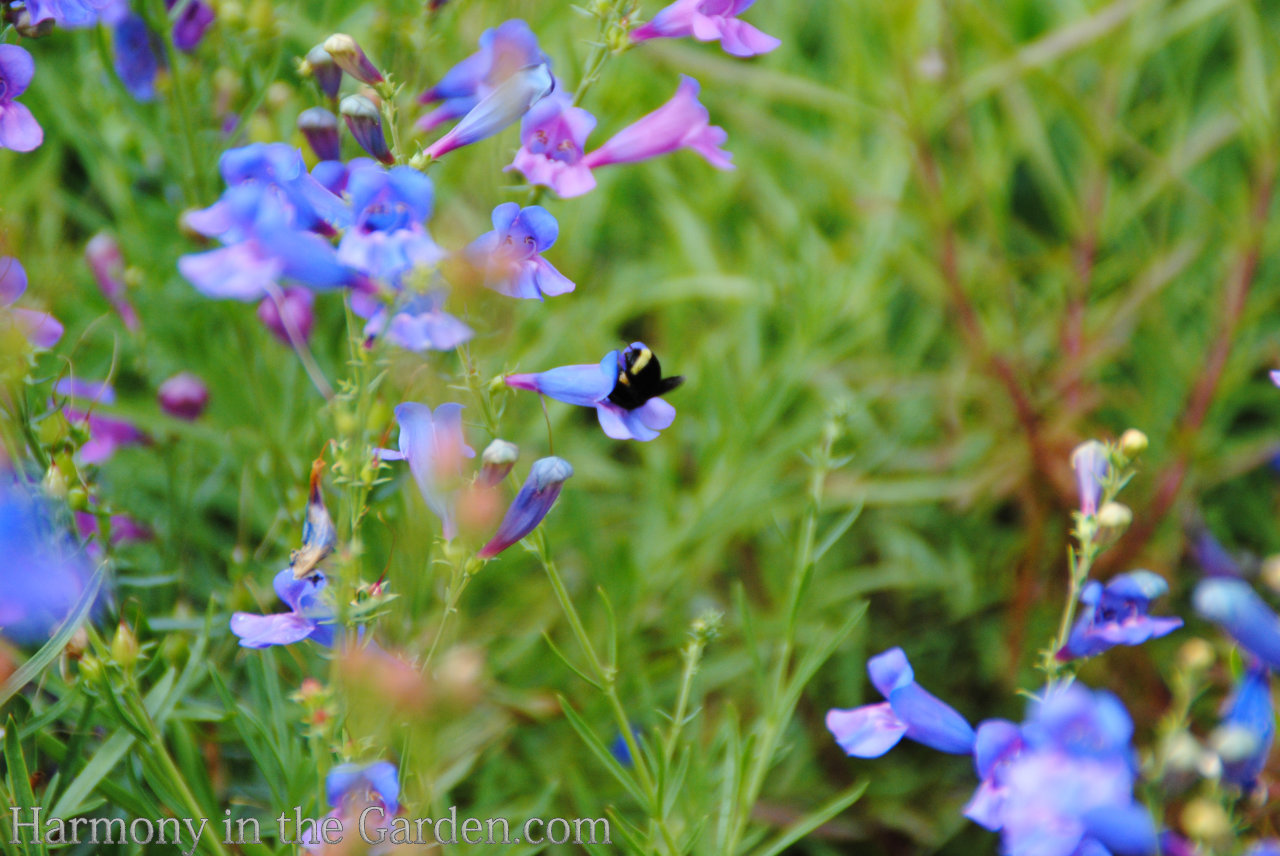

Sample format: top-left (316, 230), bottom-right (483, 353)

top-left (505, 342), bottom-right (683, 441)
top-left (465, 202), bottom-right (573, 300)
top-left (1057, 570), bottom-right (1182, 660)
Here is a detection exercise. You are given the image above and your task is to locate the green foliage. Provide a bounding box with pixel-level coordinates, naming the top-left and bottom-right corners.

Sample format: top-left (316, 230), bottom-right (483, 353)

top-left (2, 0), bottom-right (1279, 853)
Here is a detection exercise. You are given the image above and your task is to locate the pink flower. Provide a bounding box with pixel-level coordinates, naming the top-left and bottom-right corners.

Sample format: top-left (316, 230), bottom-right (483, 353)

top-left (505, 87), bottom-right (598, 198)
top-left (630, 0), bottom-right (780, 57)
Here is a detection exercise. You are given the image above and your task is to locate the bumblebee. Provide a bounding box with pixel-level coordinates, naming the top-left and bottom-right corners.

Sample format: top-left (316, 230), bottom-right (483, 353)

top-left (606, 343), bottom-right (684, 410)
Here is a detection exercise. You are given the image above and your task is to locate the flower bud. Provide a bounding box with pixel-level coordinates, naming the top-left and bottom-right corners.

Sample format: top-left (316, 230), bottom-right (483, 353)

top-left (1070, 440), bottom-right (1108, 516)
top-left (157, 372), bottom-right (210, 421)
top-left (110, 623), bottom-right (140, 671)
top-left (257, 287), bottom-right (315, 345)
top-left (1177, 637), bottom-right (1214, 673)
top-left (1181, 799), bottom-right (1231, 845)
top-left (340, 94), bottom-right (393, 164)
top-left (323, 34), bottom-right (384, 85)
top-left (1119, 428), bottom-right (1148, 458)
top-left (478, 456), bottom-right (573, 559)
top-left (303, 45), bottom-right (343, 99)
top-left (298, 106), bottom-right (341, 162)
top-left (1096, 501), bottom-right (1132, 530)
top-left (477, 439), bottom-right (519, 487)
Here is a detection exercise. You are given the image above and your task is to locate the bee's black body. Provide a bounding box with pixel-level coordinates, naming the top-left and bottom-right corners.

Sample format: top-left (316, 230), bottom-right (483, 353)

top-left (606, 344), bottom-right (684, 410)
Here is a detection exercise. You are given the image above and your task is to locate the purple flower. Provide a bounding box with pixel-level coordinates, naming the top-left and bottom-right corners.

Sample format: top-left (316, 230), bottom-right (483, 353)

top-left (582, 76), bottom-right (733, 172)
top-left (506, 86), bottom-right (598, 197)
top-left (478, 456), bottom-right (573, 558)
top-left (157, 372), bottom-right (210, 420)
top-left (85, 233), bottom-right (140, 331)
top-left (2, 257), bottom-right (63, 347)
top-left (340, 94), bottom-right (393, 165)
top-left (1187, 523), bottom-right (1244, 578)
top-left (213, 143), bottom-right (350, 233)
top-left (336, 163), bottom-right (443, 285)
top-left (359, 291), bottom-right (472, 352)
top-left (0, 476), bottom-right (101, 646)
top-left (825, 647), bottom-right (976, 757)
top-left (1194, 578), bottom-right (1280, 670)
top-left (1070, 440), bottom-right (1108, 516)
top-left (465, 203), bottom-right (573, 300)
top-left (304, 46), bottom-right (342, 100)
top-left (416, 19), bottom-right (546, 133)
top-left (110, 11), bottom-right (160, 101)
top-left (298, 107), bottom-right (341, 162)
top-left (257, 286), bottom-right (316, 345)
top-left (380, 403), bottom-right (475, 539)
top-left (1214, 663), bottom-right (1273, 790)
top-left (74, 509), bottom-right (152, 546)
top-left (1057, 570), bottom-right (1182, 660)
top-left (0, 45), bottom-right (43, 152)
top-left (423, 62), bottom-right (554, 160)
top-left (630, 0), bottom-right (780, 57)
top-left (57, 379), bottom-right (149, 464)
top-left (229, 567), bottom-right (334, 648)
top-left (505, 343), bottom-right (682, 441)
top-left (24, 0), bottom-right (115, 27)
top-left (326, 761), bottom-right (399, 814)
top-left (168, 0), bottom-right (215, 52)
top-left (974, 684), bottom-right (1158, 856)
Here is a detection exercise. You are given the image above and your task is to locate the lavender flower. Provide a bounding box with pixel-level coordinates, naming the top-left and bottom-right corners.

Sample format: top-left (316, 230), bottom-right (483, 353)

top-left (1194, 578), bottom-right (1280, 670)
top-left (0, 46), bottom-right (43, 152)
top-left (168, 0), bottom-right (214, 52)
top-left (416, 19), bottom-right (546, 133)
top-left (336, 163), bottom-right (442, 285)
top-left (229, 568), bottom-right (334, 648)
top-left (825, 647), bottom-right (976, 757)
top-left (477, 456), bottom-right (573, 558)
top-left (24, 0), bottom-right (115, 27)
top-left (1213, 663), bottom-right (1273, 790)
top-left (1057, 570), bottom-right (1182, 660)
top-left (423, 62), bottom-right (554, 160)
top-left (465, 203), bottom-right (573, 299)
top-left (157, 372), bottom-right (209, 420)
top-left (0, 476), bottom-right (100, 645)
top-left (380, 403), bottom-right (475, 539)
top-left (1070, 440), bottom-right (1108, 516)
top-left (630, 0), bottom-right (781, 57)
top-left (2, 257), bottom-right (63, 348)
top-left (359, 291), bottom-right (472, 352)
top-left (303, 761), bottom-right (399, 852)
top-left (506, 86), bottom-right (598, 197)
top-left (57, 379), bottom-right (148, 464)
top-left (505, 343), bottom-right (682, 441)
top-left (110, 11), bottom-right (160, 101)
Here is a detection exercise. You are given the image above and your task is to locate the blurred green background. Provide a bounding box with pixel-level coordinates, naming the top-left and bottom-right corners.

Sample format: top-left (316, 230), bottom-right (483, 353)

top-left (3, 0), bottom-right (1280, 852)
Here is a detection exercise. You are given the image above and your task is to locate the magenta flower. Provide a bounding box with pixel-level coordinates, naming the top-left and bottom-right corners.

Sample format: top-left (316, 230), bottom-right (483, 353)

top-left (506, 87), bottom-right (598, 198)
top-left (380, 403), bottom-right (475, 539)
top-left (0, 46), bottom-right (43, 153)
top-left (505, 343), bottom-right (682, 441)
top-left (478, 456), bottom-right (573, 559)
top-left (2, 257), bottom-right (63, 348)
top-left (157, 372), bottom-right (210, 420)
top-left (85, 233), bottom-right (140, 330)
top-left (465, 203), bottom-right (573, 300)
top-left (230, 568), bottom-right (334, 648)
top-left (583, 76), bottom-right (732, 170)
top-left (630, 0), bottom-right (780, 56)
top-left (168, 0), bottom-right (215, 52)
top-left (257, 286), bottom-right (316, 346)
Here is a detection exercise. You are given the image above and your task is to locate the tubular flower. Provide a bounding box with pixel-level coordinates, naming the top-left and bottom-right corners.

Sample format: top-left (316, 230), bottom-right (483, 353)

top-left (477, 456), bottom-right (573, 558)
top-left (506, 86), bottom-right (598, 197)
top-left (630, 0), bottom-right (780, 57)
top-left (257, 286), bottom-right (316, 345)
top-left (423, 62), bottom-right (554, 160)
top-left (0, 45), bottom-right (43, 152)
top-left (1213, 663), bottom-right (1273, 790)
top-left (825, 647), bottom-right (976, 757)
top-left (980, 684), bottom-right (1159, 856)
top-left (229, 568), bottom-right (334, 648)
top-left (0, 475), bottom-right (101, 646)
top-left (416, 19), bottom-right (546, 133)
top-left (323, 34), bottom-right (384, 86)
top-left (340, 94), bottom-right (393, 164)
top-left (1057, 570), bottom-right (1182, 660)
top-left (85, 233), bottom-right (140, 331)
top-left (1194, 578), bottom-right (1280, 670)
top-left (582, 76), bottom-right (732, 171)
top-left (380, 403), bottom-right (475, 539)
top-left (1, 257), bottom-right (63, 347)
top-left (505, 343), bottom-right (682, 441)
top-left (465, 203), bottom-right (573, 300)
